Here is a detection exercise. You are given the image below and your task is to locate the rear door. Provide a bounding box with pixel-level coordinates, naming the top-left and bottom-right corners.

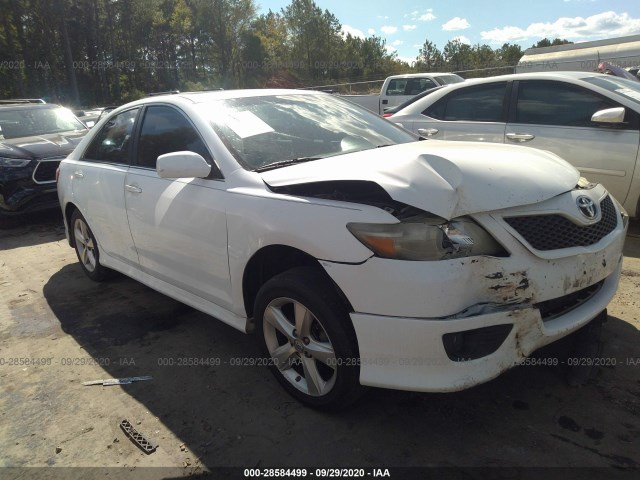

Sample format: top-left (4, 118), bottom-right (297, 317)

top-left (412, 81), bottom-right (509, 142)
top-left (123, 104), bottom-right (233, 309)
top-left (505, 80), bottom-right (640, 204)
top-left (70, 107), bottom-right (140, 266)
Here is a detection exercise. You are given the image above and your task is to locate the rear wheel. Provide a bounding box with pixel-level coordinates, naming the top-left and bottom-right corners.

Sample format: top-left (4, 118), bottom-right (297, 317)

top-left (71, 210), bottom-right (109, 281)
top-left (255, 267), bottom-right (364, 410)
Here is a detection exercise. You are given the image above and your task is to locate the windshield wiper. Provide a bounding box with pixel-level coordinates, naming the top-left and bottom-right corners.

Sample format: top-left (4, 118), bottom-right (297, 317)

top-left (254, 156), bottom-right (323, 172)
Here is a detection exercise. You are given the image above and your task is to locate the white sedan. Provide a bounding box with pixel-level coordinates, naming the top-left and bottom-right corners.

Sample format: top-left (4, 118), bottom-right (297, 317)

top-left (57, 90), bottom-right (627, 409)
top-left (389, 72), bottom-right (640, 218)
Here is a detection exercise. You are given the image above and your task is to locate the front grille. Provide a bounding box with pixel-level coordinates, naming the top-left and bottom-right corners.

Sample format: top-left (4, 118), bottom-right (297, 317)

top-left (504, 196), bottom-right (617, 251)
top-left (535, 280), bottom-right (604, 322)
top-left (32, 159), bottom-right (62, 183)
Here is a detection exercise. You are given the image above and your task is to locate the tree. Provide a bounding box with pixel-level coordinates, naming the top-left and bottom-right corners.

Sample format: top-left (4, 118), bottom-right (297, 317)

top-left (443, 39), bottom-right (472, 71)
top-left (496, 43), bottom-right (523, 66)
top-left (415, 40), bottom-right (443, 72)
top-left (532, 38), bottom-right (573, 49)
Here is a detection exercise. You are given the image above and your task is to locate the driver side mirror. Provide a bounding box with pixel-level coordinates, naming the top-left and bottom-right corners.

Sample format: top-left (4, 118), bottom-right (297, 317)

top-left (156, 151), bottom-right (211, 179)
top-left (591, 107), bottom-right (625, 124)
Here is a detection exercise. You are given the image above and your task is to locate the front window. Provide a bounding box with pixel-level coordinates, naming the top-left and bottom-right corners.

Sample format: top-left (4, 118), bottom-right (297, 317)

top-left (201, 94), bottom-right (416, 171)
top-left (515, 81), bottom-right (616, 127)
top-left (0, 107), bottom-right (86, 139)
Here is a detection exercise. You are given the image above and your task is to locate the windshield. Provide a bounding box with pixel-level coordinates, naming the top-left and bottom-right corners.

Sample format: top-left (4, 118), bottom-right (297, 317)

top-left (202, 94), bottom-right (416, 171)
top-left (0, 107), bottom-right (86, 139)
top-left (581, 75), bottom-right (640, 106)
top-left (435, 74), bottom-right (464, 85)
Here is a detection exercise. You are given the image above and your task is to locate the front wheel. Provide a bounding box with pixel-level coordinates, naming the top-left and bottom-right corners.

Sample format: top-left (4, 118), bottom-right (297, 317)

top-left (254, 267), bottom-right (364, 410)
top-left (70, 210), bottom-right (110, 281)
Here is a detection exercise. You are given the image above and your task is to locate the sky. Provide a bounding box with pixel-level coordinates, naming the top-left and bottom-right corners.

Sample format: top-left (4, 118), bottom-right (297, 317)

top-left (256, 0), bottom-right (640, 64)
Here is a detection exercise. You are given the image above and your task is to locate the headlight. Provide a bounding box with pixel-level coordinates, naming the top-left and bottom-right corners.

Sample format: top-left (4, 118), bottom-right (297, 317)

top-left (0, 157), bottom-right (31, 168)
top-left (347, 214), bottom-right (507, 261)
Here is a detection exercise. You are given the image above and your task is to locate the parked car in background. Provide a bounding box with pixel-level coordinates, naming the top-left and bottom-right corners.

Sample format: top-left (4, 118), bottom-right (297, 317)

top-left (382, 86), bottom-right (443, 117)
top-left (74, 106), bottom-right (120, 128)
top-left (58, 90), bottom-right (627, 409)
top-left (0, 102), bottom-right (88, 215)
top-left (342, 72), bottom-right (463, 114)
top-left (390, 72), bottom-right (640, 217)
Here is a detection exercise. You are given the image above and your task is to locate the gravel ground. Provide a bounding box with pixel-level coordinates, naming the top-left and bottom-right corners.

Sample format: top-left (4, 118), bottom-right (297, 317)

top-left (0, 211), bottom-right (638, 479)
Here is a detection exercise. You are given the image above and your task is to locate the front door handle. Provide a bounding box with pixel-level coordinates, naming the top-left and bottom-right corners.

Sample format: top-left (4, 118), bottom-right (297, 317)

top-left (125, 184), bottom-right (142, 194)
top-left (506, 133), bottom-right (535, 142)
top-left (73, 171), bottom-right (84, 178)
top-left (418, 128), bottom-right (439, 137)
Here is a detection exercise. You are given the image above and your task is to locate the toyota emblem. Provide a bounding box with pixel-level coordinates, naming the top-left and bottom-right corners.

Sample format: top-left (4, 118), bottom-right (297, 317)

top-left (576, 196), bottom-right (597, 219)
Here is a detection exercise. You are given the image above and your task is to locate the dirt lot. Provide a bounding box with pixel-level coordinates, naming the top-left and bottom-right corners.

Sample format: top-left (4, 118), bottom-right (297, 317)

top-left (0, 211), bottom-right (639, 479)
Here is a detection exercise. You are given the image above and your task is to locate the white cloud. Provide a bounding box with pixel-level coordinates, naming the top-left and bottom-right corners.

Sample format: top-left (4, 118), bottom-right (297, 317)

top-left (403, 24), bottom-right (417, 31)
top-left (381, 25), bottom-right (398, 34)
top-left (410, 9), bottom-right (436, 21)
top-left (419, 11), bottom-right (437, 21)
top-left (452, 35), bottom-right (472, 45)
top-left (480, 11), bottom-right (640, 44)
top-left (341, 24), bottom-right (365, 39)
top-left (442, 17), bottom-right (470, 31)
top-left (368, 28), bottom-right (376, 35)
top-left (377, 15), bottom-right (389, 20)
top-left (392, 39), bottom-right (404, 46)
top-left (385, 45), bottom-right (397, 53)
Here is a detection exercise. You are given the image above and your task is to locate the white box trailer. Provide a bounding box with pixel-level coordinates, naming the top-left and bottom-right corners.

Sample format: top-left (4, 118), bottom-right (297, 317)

top-left (516, 35), bottom-right (640, 74)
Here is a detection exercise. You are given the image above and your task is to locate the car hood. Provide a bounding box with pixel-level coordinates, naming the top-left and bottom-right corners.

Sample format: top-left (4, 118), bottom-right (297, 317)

top-left (0, 131), bottom-right (87, 159)
top-left (260, 141), bottom-right (580, 219)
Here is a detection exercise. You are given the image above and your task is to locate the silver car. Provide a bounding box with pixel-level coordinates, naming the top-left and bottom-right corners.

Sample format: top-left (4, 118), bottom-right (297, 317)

top-left (390, 72), bottom-right (640, 217)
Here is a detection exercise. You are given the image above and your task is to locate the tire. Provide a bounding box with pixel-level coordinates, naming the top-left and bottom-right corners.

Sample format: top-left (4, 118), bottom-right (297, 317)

top-left (254, 266), bottom-right (365, 410)
top-left (70, 210), bottom-right (109, 281)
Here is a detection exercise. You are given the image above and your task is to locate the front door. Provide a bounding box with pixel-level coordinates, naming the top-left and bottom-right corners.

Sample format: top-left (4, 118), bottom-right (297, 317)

top-left (124, 105), bottom-right (233, 308)
top-left (506, 80), bottom-right (640, 204)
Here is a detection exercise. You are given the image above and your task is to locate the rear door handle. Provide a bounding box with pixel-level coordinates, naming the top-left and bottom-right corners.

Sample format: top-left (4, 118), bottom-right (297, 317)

top-left (506, 133), bottom-right (535, 142)
top-left (73, 171), bottom-right (84, 178)
top-left (125, 184), bottom-right (142, 194)
top-left (418, 128), bottom-right (439, 137)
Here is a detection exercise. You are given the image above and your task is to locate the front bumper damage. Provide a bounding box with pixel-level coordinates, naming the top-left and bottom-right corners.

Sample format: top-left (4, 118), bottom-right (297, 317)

top-left (320, 186), bottom-right (627, 392)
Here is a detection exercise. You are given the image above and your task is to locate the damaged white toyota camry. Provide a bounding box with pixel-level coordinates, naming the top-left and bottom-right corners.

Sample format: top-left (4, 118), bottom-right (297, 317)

top-left (57, 90), bottom-right (628, 409)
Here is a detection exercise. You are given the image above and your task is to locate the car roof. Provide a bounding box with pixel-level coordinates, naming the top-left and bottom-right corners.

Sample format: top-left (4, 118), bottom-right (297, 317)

top-left (443, 71), bottom-right (614, 86)
top-left (0, 103), bottom-right (64, 111)
top-left (391, 71), bottom-right (640, 117)
top-left (386, 72), bottom-right (461, 79)
top-left (139, 89), bottom-right (327, 105)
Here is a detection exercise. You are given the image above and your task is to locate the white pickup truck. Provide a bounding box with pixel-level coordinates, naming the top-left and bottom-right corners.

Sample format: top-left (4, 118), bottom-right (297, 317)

top-left (343, 72), bottom-right (464, 115)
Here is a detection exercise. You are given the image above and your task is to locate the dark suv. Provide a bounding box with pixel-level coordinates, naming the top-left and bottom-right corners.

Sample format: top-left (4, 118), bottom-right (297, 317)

top-left (0, 102), bottom-right (88, 215)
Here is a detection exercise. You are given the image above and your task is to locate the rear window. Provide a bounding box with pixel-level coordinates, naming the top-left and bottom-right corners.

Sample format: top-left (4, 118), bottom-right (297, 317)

top-left (424, 83), bottom-right (507, 122)
top-left (434, 74), bottom-right (464, 86)
top-left (386, 78), bottom-right (439, 96)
